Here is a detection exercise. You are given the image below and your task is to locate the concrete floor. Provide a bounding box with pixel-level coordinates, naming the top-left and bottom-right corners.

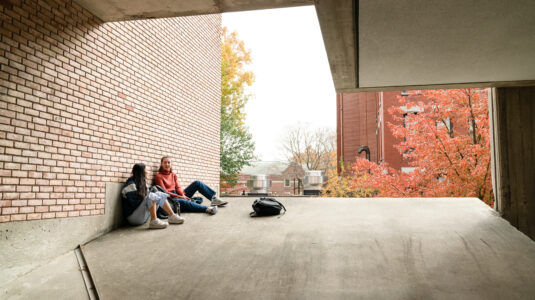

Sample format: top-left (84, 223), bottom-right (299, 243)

top-left (81, 197), bottom-right (535, 300)
top-left (0, 251), bottom-right (87, 299)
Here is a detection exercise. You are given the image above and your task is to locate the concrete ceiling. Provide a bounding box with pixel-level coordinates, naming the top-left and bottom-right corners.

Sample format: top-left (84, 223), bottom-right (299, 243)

top-left (74, 0), bottom-right (535, 93)
top-left (355, 0), bottom-right (535, 92)
top-left (74, 0), bottom-right (314, 21)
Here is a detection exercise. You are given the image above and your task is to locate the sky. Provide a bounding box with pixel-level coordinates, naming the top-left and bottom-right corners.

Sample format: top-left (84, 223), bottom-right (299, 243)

top-left (222, 6), bottom-right (336, 161)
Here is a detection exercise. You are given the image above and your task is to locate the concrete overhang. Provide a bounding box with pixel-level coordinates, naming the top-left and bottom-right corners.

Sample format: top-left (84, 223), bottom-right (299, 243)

top-left (73, 0), bottom-right (314, 21)
top-left (317, 0), bottom-right (535, 93)
top-left (75, 0), bottom-right (535, 93)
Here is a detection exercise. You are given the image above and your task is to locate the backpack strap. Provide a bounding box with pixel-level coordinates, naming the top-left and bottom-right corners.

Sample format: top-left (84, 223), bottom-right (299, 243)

top-left (274, 199), bottom-right (286, 213)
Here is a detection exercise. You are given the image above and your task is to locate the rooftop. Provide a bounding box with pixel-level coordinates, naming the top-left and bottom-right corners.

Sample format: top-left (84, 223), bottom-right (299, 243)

top-left (5, 197), bottom-right (535, 299)
top-left (240, 161), bottom-right (289, 176)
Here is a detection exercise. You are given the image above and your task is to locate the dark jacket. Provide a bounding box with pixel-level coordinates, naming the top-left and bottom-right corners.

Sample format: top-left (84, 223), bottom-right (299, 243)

top-left (121, 177), bottom-right (146, 217)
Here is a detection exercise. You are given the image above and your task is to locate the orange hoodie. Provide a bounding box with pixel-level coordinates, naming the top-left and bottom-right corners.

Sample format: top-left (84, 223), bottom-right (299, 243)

top-left (153, 170), bottom-right (184, 198)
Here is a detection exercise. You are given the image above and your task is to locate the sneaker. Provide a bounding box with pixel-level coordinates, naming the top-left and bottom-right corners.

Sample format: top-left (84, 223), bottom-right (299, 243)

top-left (211, 196), bottom-right (228, 207)
top-left (149, 219), bottom-right (168, 229)
top-left (206, 206), bottom-right (218, 215)
top-left (168, 214), bottom-right (185, 224)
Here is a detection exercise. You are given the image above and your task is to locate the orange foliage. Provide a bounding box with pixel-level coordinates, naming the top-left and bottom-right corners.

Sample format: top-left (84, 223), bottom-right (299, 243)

top-left (351, 89), bottom-right (493, 206)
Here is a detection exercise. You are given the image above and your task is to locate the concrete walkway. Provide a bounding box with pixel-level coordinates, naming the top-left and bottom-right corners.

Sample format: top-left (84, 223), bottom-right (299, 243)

top-left (82, 197), bottom-right (535, 299)
top-left (0, 251), bottom-right (87, 299)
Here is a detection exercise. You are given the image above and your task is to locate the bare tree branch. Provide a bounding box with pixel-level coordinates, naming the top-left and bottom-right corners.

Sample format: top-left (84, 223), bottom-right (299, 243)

top-left (281, 124), bottom-right (336, 173)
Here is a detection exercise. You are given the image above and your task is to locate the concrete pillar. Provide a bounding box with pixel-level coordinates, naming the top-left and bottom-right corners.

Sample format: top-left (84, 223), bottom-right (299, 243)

top-left (490, 86), bottom-right (535, 240)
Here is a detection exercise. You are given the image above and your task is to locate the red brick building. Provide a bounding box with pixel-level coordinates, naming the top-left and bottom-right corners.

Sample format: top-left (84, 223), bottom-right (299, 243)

top-left (221, 161), bottom-right (306, 196)
top-left (337, 91), bottom-right (426, 172)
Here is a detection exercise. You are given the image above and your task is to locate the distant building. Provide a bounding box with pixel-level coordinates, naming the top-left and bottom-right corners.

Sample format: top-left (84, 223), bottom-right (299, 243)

top-left (221, 161), bottom-right (307, 196)
top-left (337, 91), bottom-right (427, 173)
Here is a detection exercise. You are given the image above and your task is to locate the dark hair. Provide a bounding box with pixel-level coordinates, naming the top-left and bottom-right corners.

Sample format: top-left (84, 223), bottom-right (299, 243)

top-left (132, 163), bottom-right (147, 199)
top-left (158, 157), bottom-right (173, 173)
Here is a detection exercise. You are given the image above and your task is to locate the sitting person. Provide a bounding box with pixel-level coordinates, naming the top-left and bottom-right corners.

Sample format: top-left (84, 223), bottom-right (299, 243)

top-left (153, 157), bottom-right (227, 215)
top-left (122, 163), bottom-right (185, 229)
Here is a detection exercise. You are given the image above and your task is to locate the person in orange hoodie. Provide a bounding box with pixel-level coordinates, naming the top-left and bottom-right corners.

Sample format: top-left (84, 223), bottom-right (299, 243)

top-left (153, 157), bottom-right (228, 215)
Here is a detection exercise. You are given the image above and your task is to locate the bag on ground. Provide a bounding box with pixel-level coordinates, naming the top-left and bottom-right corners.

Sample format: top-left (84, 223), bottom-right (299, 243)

top-left (151, 185), bottom-right (181, 216)
top-left (250, 198), bottom-right (286, 217)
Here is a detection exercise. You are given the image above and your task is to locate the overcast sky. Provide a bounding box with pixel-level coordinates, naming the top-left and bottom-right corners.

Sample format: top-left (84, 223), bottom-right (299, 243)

top-left (222, 6), bottom-right (336, 161)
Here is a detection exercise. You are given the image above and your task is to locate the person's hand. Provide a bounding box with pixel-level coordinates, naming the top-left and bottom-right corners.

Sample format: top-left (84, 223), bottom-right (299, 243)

top-left (180, 195), bottom-right (191, 201)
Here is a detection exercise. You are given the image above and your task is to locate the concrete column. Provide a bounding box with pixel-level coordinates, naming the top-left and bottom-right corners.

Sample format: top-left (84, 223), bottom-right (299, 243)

top-left (490, 86), bottom-right (535, 240)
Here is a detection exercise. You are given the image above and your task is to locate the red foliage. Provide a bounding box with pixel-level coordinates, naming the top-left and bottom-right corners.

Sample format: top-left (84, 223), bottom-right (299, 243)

top-left (351, 89), bottom-right (493, 206)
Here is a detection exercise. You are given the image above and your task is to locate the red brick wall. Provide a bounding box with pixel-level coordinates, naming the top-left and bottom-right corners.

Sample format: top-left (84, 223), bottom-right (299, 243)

top-left (221, 164), bottom-right (306, 196)
top-left (337, 92), bottom-right (379, 171)
top-left (338, 91), bottom-right (412, 171)
top-left (379, 91), bottom-right (406, 170)
top-left (0, 0), bottom-right (221, 222)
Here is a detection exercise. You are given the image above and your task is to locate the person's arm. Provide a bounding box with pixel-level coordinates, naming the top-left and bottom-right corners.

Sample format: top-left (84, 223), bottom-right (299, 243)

top-left (168, 191), bottom-right (180, 198)
top-left (174, 174), bottom-right (190, 200)
top-left (173, 174), bottom-right (184, 196)
top-left (153, 175), bottom-right (166, 192)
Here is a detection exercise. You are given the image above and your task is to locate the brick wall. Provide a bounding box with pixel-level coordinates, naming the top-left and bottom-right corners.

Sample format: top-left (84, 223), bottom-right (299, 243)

top-left (337, 91), bottom-right (413, 171)
top-left (0, 0), bottom-right (221, 222)
top-left (337, 92), bottom-right (379, 171)
top-left (221, 164), bottom-right (306, 196)
top-left (379, 91), bottom-right (405, 170)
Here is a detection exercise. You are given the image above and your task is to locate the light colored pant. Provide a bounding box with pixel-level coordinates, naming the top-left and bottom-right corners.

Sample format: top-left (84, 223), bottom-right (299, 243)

top-left (126, 191), bottom-right (168, 225)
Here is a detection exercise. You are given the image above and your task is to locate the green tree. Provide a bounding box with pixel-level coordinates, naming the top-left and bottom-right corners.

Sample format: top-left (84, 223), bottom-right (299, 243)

top-left (220, 27), bottom-right (255, 186)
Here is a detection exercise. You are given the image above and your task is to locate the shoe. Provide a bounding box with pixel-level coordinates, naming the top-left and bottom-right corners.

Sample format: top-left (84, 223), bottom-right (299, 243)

top-left (206, 206), bottom-right (218, 215)
top-left (168, 214), bottom-right (185, 224)
top-left (211, 196), bottom-right (228, 207)
top-left (149, 219), bottom-right (168, 229)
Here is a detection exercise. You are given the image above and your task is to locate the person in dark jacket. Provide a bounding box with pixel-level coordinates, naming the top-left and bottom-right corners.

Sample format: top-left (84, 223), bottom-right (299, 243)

top-left (122, 163), bottom-right (184, 229)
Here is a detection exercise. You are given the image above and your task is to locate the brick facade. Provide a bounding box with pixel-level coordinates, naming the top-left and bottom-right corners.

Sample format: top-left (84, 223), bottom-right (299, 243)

top-left (337, 92), bottom-right (379, 172)
top-left (337, 91), bottom-right (415, 172)
top-left (378, 91), bottom-right (406, 170)
top-left (0, 0), bottom-right (221, 222)
top-left (221, 162), bottom-right (306, 196)
top-left (338, 90), bottom-right (472, 173)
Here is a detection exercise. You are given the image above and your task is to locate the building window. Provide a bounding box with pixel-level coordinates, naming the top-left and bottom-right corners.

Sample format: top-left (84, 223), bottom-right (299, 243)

top-left (403, 112), bottom-right (417, 155)
top-left (401, 167), bottom-right (416, 173)
top-left (284, 178), bottom-right (291, 187)
top-left (403, 112), bottom-right (418, 130)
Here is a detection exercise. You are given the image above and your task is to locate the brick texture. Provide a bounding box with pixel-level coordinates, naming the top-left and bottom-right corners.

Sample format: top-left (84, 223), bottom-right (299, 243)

top-left (0, 0), bottom-right (221, 222)
top-left (337, 92), bottom-right (380, 172)
top-left (221, 164), bottom-right (307, 196)
top-left (337, 91), bottom-right (408, 172)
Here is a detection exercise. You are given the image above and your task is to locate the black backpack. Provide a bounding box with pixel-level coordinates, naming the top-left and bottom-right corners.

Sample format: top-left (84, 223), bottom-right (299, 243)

top-left (151, 185), bottom-right (180, 217)
top-left (250, 198), bottom-right (286, 217)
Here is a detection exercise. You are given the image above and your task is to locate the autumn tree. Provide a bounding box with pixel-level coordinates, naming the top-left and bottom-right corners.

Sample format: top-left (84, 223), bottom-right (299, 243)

top-left (281, 124), bottom-right (336, 174)
top-left (322, 158), bottom-right (378, 197)
top-left (221, 27), bottom-right (255, 186)
top-left (351, 89), bottom-right (493, 206)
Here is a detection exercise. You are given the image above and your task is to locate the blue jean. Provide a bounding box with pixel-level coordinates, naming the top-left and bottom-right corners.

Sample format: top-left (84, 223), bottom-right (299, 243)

top-left (183, 180), bottom-right (216, 199)
top-left (170, 180), bottom-right (216, 213)
top-left (127, 191), bottom-right (168, 225)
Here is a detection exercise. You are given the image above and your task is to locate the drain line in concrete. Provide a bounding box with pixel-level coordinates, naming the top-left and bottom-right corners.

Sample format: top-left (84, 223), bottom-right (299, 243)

top-left (74, 245), bottom-right (100, 300)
